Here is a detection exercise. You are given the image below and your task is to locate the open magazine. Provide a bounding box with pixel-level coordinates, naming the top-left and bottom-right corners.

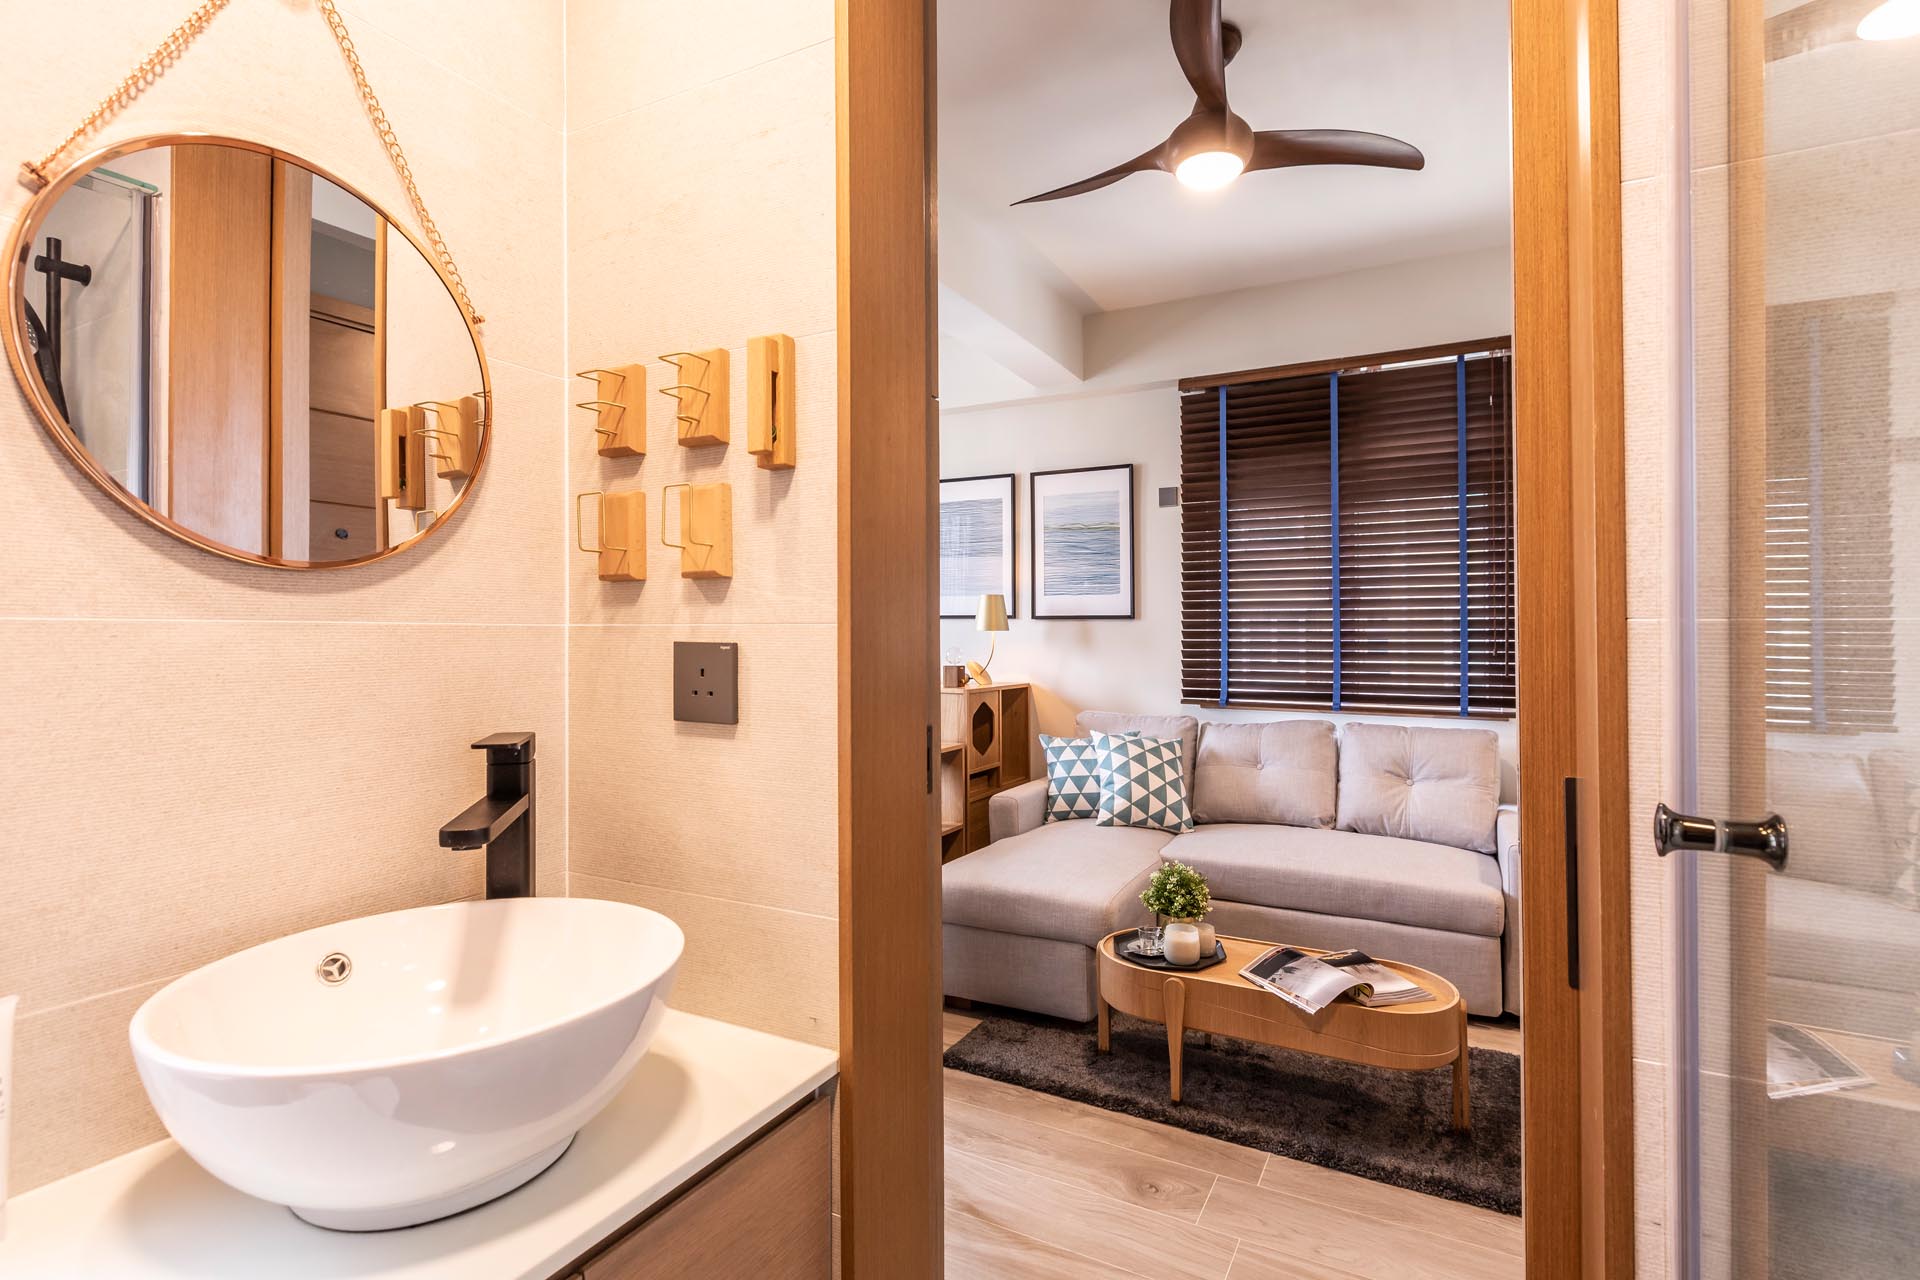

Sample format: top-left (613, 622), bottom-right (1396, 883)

top-left (1239, 947), bottom-right (1430, 1014)
top-left (1767, 1022), bottom-right (1873, 1099)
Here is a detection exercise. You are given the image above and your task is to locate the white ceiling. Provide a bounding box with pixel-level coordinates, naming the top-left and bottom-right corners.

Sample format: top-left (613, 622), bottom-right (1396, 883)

top-left (937, 0), bottom-right (1513, 315)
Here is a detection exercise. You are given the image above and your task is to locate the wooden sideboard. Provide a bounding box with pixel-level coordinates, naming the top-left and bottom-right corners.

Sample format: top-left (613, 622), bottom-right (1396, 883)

top-left (937, 682), bottom-right (1033, 860)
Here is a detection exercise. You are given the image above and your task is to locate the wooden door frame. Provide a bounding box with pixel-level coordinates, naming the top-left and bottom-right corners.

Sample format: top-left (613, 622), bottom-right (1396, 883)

top-left (836, 0), bottom-right (1634, 1275)
top-left (836, 0), bottom-right (943, 1276)
top-left (1511, 0), bottom-right (1634, 1273)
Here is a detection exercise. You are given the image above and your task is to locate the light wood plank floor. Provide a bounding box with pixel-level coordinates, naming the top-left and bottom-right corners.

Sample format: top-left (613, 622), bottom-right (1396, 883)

top-left (942, 1007), bottom-right (1523, 1280)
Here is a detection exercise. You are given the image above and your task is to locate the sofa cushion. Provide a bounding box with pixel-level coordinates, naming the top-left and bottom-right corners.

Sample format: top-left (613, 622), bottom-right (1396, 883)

top-left (1166, 823), bottom-right (1506, 937)
top-left (943, 820), bottom-right (1168, 946)
top-left (1337, 723), bottom-right (1501, 854)
top-left (1766, 749), bottom-right (1904, 896)
top-left (1040, 734), bottom-right (1109, 822)
top-left (1077, 710), bottom-right (1199, 778)
top-left (1192, 720), bottom-right (1337, 828)
top-left (1767, 873), bottom-right (1920, 994)
top-left (1093, 733), bottom-right (1195, 833)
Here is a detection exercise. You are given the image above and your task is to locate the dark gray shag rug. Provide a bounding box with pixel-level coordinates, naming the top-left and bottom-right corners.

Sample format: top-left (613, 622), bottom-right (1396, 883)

top-left (944, 1010), bottom-right (1521, 1215)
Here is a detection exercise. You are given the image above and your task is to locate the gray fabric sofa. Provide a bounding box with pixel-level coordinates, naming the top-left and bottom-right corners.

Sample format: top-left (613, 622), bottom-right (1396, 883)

top-left (942, 711), bottom-right (1521, 1021)
top-left (1761, 745), bottom-right (1919, 1040)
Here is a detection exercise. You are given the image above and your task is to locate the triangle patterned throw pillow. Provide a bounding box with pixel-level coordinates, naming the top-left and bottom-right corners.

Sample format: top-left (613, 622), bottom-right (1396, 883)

top-left (1091, 732), bottom-right (1194, 833)
top-left (1040, 734), bottom-right (1107, 822)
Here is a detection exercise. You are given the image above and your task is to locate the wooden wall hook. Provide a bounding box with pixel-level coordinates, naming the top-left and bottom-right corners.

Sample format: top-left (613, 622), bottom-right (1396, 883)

top-left (377, 405), bottom-right (431, 510)
top-left (576, 364), bottom-right (646, 457)
top-left (660, 481), bottom-right (733, 579)
top-left (576, 489), bottom-right (646, 581)
top-left (747, 333), bottom-right (796, 470)
top-left (660, 349), bottom-right (729, 447)
top-left (414, 397), bottom-right (477, 478)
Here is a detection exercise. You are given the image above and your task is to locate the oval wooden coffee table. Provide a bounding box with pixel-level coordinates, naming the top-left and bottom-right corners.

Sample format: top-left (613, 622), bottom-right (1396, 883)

top-left (1095, 931), bottom-right (1470, 1130)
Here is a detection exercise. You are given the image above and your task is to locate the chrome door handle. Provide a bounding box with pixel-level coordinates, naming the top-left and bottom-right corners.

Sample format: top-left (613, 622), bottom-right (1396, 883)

top-left (1653, 803), bottom-right (1789, 871)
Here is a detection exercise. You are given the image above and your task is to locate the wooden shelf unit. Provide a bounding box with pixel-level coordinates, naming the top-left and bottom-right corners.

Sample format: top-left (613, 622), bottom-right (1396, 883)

top-left (937, 683), bottom-right (1032, 861)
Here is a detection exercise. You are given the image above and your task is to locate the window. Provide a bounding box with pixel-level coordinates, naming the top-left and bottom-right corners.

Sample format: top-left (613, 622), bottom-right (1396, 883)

top-left (1180, 341), bottom-right (1516, 716)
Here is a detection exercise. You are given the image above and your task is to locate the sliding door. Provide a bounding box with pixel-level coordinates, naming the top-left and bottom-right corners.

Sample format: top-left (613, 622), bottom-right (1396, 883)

top-left (1664, 2), bottom-right (1920, 1276)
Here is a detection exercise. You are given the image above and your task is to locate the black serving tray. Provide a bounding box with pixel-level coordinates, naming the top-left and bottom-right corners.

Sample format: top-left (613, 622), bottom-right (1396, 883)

top-left (1114, 929), bottom-right (1229, 972)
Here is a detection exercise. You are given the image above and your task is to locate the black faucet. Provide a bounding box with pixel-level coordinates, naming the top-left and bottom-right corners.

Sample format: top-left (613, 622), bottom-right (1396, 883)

top-left (439, 733), bottom-right (535, 898)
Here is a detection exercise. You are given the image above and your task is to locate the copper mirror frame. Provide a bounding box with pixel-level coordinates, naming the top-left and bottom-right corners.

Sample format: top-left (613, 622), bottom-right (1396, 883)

top-left (3, 133), bottom-right (492, 571)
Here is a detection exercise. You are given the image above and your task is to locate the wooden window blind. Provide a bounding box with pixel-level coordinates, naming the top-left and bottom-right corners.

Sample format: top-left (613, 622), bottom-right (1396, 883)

top-left (1180, 342), bottom-right (1515, 716)
top-left (1762, 300), bottom-right (1894, 733)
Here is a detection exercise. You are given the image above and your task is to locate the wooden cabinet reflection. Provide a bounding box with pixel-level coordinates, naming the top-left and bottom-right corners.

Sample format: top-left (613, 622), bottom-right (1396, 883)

top-left (165, 145), bottom-right (393, 560)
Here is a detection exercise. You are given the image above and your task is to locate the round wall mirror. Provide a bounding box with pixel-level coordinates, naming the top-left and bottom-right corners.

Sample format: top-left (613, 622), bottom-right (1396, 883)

top-left (3, 135), bottom-right (490, 569)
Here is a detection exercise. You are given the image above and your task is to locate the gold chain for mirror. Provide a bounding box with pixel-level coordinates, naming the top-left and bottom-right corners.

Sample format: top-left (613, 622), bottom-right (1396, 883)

top-left (17, 0), bottom-right (483, 327)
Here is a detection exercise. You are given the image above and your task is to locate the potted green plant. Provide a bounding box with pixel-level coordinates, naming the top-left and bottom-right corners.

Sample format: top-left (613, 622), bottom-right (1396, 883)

top-left (1140, 861), bottom-right (1215, 960)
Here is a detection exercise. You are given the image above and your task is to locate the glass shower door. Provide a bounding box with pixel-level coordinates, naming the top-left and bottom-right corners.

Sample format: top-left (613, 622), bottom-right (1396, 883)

top-left (1668, 2), bottom-right (1920, 1276)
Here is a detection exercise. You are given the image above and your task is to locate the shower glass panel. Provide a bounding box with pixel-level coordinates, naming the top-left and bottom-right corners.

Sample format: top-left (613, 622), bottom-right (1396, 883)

top-left (1671, 2), bottom-right (1920, 1277)
top-left (30, 166), bottom-right (155, 501)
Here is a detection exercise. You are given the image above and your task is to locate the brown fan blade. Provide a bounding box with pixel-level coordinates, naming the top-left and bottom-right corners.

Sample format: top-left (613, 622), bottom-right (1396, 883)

top-left (1249, 129), bottom-right (1426, 172)
top-left (1012, 144), bottom-right (1169, 205)
top-left (1170, 0), bottom-right (1229, 113)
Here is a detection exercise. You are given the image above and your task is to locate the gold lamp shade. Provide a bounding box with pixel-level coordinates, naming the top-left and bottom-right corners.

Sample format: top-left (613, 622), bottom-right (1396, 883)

top-left (968, 593), bottom-right (1009, 686)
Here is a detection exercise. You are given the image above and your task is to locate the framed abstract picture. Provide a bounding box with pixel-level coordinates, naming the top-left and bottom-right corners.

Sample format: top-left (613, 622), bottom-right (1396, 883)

top-left (1031, 464), bottom-right (1135, 619)
top-left (939, 473), bottom-right (1016, 618)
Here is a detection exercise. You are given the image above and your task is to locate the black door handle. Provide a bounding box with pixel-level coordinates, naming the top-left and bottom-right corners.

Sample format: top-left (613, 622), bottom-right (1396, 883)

top-left (1653, 802), bottom-right (1788, 871)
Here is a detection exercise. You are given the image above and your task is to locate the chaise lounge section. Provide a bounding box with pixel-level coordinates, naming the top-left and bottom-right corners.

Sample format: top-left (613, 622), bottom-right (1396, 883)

top-left (942, 711), bottom-right (1520, 1021)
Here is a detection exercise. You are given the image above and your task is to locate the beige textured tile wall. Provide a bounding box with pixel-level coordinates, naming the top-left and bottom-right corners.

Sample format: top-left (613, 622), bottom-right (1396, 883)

top-left (563, 0), bottom-right (839, 1048)
top-left (1619, 0), bottom-right (1676, 1273)
top-left (0, 0), bottom-right (568, 1193)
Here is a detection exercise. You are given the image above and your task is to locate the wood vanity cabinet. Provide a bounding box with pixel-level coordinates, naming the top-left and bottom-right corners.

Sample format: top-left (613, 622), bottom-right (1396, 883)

top-left (559, 1095), bottom-right (833, 1279)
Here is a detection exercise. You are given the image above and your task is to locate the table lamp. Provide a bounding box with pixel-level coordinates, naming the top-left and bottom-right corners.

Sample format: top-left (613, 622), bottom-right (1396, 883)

top-left (966, 592), bottom-right (1009, 686)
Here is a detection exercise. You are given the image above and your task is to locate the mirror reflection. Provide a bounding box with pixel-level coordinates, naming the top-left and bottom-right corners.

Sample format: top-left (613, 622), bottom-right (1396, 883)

top-left (11, 139), bottom-right (487, 565)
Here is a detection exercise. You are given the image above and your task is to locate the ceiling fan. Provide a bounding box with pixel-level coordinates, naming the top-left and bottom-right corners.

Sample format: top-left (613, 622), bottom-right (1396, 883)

top-left (1015, 0), bottom-right (1425, 204)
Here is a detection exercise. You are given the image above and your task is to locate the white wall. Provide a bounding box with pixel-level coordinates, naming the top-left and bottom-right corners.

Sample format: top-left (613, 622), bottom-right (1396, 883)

top-left (942, 245), bottom-right (1514, 409)
top-left (939, 249), bottom-right (1519, 797)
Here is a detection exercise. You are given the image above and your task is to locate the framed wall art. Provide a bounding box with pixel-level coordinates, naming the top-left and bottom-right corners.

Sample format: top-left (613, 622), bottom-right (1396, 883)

top-left (1031, 464), bottom-right (1135, 619)
top-left (938, 473), bottom-right (1016, 618)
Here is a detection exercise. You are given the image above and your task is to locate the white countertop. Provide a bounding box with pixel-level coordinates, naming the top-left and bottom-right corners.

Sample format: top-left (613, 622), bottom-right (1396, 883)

top-left (0, 1011), bottom-right (838, 1280)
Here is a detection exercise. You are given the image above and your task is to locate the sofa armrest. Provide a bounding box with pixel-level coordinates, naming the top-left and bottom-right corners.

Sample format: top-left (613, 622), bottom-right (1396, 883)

top-left (1495, 803), bottom-right (1521, 899)
top-left (1495, 802), bottom-right (1520, 1015)
top-left (989, 778), bottom-right (1049, 843)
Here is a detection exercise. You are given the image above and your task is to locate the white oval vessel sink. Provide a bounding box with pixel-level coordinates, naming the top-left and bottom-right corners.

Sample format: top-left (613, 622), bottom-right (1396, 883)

top-left (129, 897), bottom-right (682, 1231)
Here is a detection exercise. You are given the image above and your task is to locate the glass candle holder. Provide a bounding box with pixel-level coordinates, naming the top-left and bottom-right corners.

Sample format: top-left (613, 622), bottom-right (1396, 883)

top-left (1163, 923), bottom-right (1202, 966)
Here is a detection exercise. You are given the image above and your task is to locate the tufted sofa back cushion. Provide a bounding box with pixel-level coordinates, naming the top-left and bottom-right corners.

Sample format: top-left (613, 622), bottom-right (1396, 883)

top-left (1075, 710), bottom-right (1200, 779)
top-left (1191, 720), bottom-right (1338, 828)
top-left (1336, 723), bottom-right (1501, 854)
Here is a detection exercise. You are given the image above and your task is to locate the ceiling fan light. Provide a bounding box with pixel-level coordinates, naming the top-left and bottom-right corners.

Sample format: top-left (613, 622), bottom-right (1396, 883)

top-left (1857, 0), bottom-right (1920, 39)
top-left (1175, 150), bottom-right (1246, 191)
